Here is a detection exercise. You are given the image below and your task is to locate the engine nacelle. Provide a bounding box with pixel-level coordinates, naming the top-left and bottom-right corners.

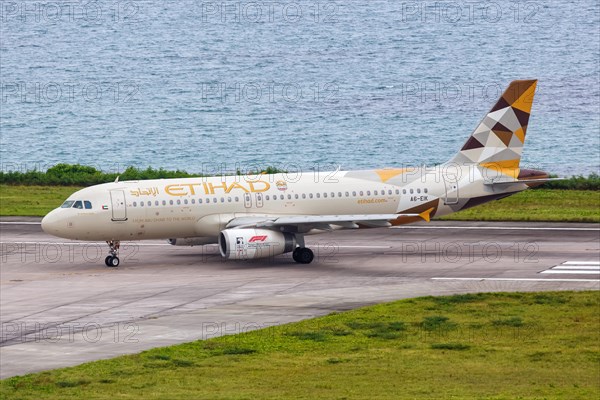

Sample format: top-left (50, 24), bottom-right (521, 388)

top-left (167, 237), bottom-right (216, 246)
top-left (219, 229), bottom-right (296, 260)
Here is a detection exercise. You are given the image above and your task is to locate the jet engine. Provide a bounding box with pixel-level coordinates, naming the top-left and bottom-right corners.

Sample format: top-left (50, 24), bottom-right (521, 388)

top-left (219, 229), bottom-right (296, 260)
top-left (167, 237), bottom-right (217, 246)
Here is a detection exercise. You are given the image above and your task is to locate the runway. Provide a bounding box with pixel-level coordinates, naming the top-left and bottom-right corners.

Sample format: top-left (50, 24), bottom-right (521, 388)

top-left (1, 218), bottom-right (598, 378)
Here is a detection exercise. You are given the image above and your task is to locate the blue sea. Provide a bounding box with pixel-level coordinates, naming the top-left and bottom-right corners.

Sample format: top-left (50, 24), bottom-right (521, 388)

top-left (1, 0), bottom-right (598, 176)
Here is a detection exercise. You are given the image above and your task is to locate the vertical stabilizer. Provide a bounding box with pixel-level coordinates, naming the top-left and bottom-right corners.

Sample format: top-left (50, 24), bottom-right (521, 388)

top-left (450, 80), bottom-right (537, 177)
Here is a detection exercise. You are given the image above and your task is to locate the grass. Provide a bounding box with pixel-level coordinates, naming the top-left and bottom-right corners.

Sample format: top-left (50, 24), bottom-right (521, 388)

top-left (439, 189), bottom-right (599, 222)
top-left (1, 291), bottom-right (598, 399)
top-left (0, 185), bottom-right (84, 216)
top-left (1, 185), bottom-right (598, 222)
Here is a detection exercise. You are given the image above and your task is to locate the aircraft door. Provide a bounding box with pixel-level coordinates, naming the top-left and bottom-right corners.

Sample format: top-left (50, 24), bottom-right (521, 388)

top-left (110, 190), bottom-right (128, 221)
top-left (443, 174), bottom-right (459, 205)
top-left (244, 192), bottom-right (252, 208)
top-left (255, 193), bottom-right (264, 208)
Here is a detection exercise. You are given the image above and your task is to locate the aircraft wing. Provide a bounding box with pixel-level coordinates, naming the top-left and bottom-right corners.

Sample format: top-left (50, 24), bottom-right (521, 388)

top-left (225, 210), bottom-right (433, 232)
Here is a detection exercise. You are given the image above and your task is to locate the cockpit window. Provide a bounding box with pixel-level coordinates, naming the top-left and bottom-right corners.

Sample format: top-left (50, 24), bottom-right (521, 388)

top-left (84, 201), bottom-right (92, 209)
top-left (61, 200), bottom-right (75, 208)
top-left (73, 201), bottom-right (83, 209)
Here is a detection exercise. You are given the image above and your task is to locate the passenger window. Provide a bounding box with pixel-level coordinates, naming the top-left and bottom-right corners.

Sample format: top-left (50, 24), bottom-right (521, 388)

top-left (84, 201), bottom-right (92, 209)
top-left (140, 201), bottom-right (144, 207)
top-left (396, 189), bottom-right (400, 195)
top-left (374, 190), bottom-right (378, 195)
top-left (228, 197), bottom-right (232, 202)
top-left (309, 193), bottom-right (313, 199)
top-left (162, 200), bottom-right (166, 206)
top-left (295, 194), bottom-right (299, 199)
top-left (388, 190), bottom-right (392, 195)
top-left (403, 189), bottom-right (406, 194)
top-left (367, 191), bottom-right (371, 196)
top-left (323, 193), bottom-right (327, 198)
top-left (302, 193), bottom-right (306, 199)
top-left (235, 197), bottom-right (239, 202)
top-left (280, 195), bottom-right (284, 200)
top-left (169, 200), bottom-right (174, 205)
top-left (287, 194), bottom-right (292, 200)
top-left (177, 199), bottom-right (181, 205)
top-left (352, 191), bottom-right (356, 196)
top-left (191, 199), bottom-right (195, 204)
top-left (410, 189), bottom-right (414, 194)
top-left (155, 201), bottom-right (159, 206)
top-left (221, 197), bottom-right (225, 202)
top-left (359, 191), bottom-right (364, 196)
top-left (266, 195), bottom-right (270, 200)
top-left (184, 199), bottom-right (188, 205)
top-left (133, 201), bottom-right (137, 207)
top-left (417, 188), bottom-right (421, 194)
top-left (199, 198), bottom-right (203, 204)
top-left (345, 192), bottom-right (349, 197)
top-left (316, 193), bottom-right (321, 198)
top-left (424, 188), bottom-right (428, 193)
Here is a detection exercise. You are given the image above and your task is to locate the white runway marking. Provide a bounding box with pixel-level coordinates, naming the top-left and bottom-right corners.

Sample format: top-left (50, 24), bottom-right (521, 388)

top-left (0, 222), bottom-right (41, 225)
top-left (432, 277), bottom-right (600, 283)
top-left (0, 241), bottom-right (172, 247)
top-left (539, 261), bottom-right (600, 275)
top-left (541, 270), bottom-right (600, 275)
top-left (394, 226), bottom-right (600, 231)
top-left (563, 261), bottom-right (600, 265)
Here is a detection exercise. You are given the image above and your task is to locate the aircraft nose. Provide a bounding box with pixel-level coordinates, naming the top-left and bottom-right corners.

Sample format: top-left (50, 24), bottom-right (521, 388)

top-left (41, 209), bottom-right (62, 235)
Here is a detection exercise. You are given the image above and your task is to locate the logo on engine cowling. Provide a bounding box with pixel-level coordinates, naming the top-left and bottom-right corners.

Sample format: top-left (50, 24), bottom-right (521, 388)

top-left (248, 235), bottom-right (268, 243)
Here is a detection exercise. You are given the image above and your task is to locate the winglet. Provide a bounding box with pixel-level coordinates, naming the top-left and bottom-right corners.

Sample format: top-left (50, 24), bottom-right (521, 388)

top-left (419, 207), bottom-right (434, 223)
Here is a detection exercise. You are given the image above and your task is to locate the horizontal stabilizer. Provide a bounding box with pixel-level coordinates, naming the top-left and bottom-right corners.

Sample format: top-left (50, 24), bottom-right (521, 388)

top-left (484, 178), bottom-right (564, 186)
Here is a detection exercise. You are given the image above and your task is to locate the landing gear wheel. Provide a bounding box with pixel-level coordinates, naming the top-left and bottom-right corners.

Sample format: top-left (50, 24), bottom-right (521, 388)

top-left (293, 247), bottom-right (314, 264)
top-left (105, 240), bottom-right (121, 267)
top-left (108, 256), bottom-right (120, 267)
top-left (105, 255), bottom-right (120, 267)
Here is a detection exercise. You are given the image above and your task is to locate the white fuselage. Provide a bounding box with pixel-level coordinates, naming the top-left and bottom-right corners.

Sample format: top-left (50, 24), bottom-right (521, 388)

top-left (40, 165), bottom-right (525, 242)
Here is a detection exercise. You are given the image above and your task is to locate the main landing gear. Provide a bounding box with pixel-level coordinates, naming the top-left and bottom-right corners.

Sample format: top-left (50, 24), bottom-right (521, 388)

top-left (105, 240), bottom-right (120, 267)
top-left (292, 247), bottom-right (314, 264)
top-left (292, 235), bottom-right (314, 264)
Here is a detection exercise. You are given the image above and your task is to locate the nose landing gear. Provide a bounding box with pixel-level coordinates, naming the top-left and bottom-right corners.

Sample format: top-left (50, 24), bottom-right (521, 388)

top-left (105, 240), bottom-right (120, 267)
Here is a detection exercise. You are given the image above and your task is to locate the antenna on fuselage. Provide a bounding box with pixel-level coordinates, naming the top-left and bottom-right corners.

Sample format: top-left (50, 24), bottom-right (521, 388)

top-left (115, 176), bottom-right (120, 183)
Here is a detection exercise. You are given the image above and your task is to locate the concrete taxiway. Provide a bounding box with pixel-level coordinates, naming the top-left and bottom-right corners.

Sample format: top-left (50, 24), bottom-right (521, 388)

top-left (1, 218), bottom-right (599, 378)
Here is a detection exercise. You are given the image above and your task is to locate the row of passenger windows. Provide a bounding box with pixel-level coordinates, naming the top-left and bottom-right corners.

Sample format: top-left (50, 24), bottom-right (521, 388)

top-left (129, 188), bottom-right (428, 207)
top-left (59, 188), bottom-right (429, 210)
top-left (61, 200), bottom-right (92, 209)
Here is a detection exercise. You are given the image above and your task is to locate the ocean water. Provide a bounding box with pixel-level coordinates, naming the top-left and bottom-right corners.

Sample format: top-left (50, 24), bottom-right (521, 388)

top-left (1, 0), bottom-right (598, 176)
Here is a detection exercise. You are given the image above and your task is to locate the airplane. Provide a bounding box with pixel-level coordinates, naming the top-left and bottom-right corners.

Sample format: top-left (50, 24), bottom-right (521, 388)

top-left (42, 79), bottom-right (558, 267)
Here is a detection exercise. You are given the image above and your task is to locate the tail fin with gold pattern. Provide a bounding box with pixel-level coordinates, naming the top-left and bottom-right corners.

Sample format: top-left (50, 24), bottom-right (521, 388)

top-left (449, 80), bottom-right (537, 178)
